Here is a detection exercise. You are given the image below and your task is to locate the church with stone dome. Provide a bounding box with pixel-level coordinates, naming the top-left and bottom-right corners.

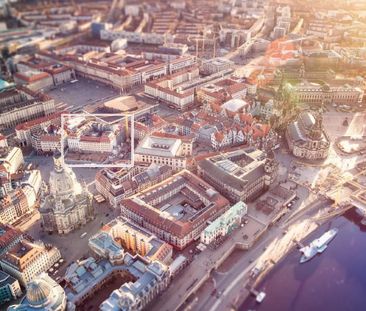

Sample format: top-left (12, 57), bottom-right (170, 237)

top-left (39, 152), bottom-right (94, 234)
top-left (286, 110), bottom-right (330, 160)
top-left (8, 273), bottom-right (70, 311)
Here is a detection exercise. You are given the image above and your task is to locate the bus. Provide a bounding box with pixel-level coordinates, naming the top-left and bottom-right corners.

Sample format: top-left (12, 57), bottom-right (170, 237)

top-left (70, 79), bottom-right (79, 84)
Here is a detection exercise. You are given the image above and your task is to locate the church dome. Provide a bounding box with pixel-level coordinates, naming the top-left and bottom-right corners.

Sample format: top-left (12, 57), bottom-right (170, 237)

top-left (49, 167), bottom-right (80, 196)
top-left (49, 155), bottom-right (82, 198)
top-left (26, 279), bottom-right (51, 307)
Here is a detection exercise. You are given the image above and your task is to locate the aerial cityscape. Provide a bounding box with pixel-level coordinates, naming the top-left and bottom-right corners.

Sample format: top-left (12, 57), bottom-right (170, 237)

top-left (0, 0), bottom-right (365, 310)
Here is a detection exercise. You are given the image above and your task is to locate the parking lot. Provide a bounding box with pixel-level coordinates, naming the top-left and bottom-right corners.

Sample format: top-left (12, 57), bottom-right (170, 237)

top-left (46, 78), bottom-right (120, 110)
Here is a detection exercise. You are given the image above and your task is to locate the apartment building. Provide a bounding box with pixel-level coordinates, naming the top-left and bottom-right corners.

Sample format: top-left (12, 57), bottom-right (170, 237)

top-left (0, 147), bottom-right (24, 174)
top-left (198, 148), bottom-right (278, 203)
top-left (95, 164), bottom-right (172, 207)
top-left (0, 240), bottom-right (61, 286)
top-left (0, 87), bottom-right (55, 128)
top-left (120, 170), bottom-right (230, 249)
top-left (0, 191), bottom-right (29, 225)
top-left (15, 111), bottom-right (64, 147)
top-left (89, 216), bottom-right (173, 265)
top-left (0, 170), bottom-right (42, 225)
top-left (0, 223), bottom-right (25, 257)
top-left (144, 66), bottom-right (199, 110)
top-left (0, 271), bottom-right (22, 304)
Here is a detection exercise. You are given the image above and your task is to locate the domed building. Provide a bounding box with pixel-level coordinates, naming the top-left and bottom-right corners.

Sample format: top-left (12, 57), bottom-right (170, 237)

top-left (8, 273), bottom-right (67, 311)
top-left (286, 110), bottom-right (330, 160)
top-left (40, 152), bottom-right (94, 234)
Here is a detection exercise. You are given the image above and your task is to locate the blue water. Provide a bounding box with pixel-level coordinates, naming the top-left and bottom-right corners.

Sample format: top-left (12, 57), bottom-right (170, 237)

top-left (240, 209), bottom-right (366, 311)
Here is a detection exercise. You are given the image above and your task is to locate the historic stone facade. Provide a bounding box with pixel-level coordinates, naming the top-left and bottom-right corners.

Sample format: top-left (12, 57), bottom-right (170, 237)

top-left (39, 153), bottom-right (94, 234)
top-left (286, 111), bottom-right (330, 160)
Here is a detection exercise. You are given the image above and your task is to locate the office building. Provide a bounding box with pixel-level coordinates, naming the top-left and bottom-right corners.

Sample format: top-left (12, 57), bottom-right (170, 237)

top-left (198, 148), bottom-right (278, 203)
top-left (0, 239), bottom-right (61, 286)
top-left (121, 170), bottom-right (230, 249)
top-left (0, 271), bottom-right (22, 304)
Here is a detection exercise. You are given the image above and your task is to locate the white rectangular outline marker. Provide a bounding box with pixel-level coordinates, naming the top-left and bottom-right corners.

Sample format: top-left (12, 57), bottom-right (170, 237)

top-left (61, 113), bottom-right (134, 168)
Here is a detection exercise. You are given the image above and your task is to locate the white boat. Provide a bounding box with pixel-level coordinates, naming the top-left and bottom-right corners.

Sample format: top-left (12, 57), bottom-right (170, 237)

top-left (256, 292), bottom-right (266, 303)
top-left (300, 228), bottom-right (338, 263)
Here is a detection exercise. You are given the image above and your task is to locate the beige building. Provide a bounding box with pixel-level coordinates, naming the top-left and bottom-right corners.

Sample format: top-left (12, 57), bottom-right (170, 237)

top-left (134, 133), bottom-right (193, 171)
top-left (0, 191), bottom-right (29, 225)
top-left (0, 147), bottom-right (24, 174)
top-left (0, 170), bottom-right (42, 224)
top-left (89, 216), bottom-right (173, 265)
top-left (0, 87), bottom-right (55, 128)
top-left (292, 81), bottom-right (364, 106)
top-left (144, 67), bottom-right (199, 110)
top-left (15, 111), bottom-right (64, 147)
top-left (0, 239), bottom-right (61, 286)
top-left (95, 164), bottom-right (172, 207)
top-left (14, 71), bottom-right (54, 91)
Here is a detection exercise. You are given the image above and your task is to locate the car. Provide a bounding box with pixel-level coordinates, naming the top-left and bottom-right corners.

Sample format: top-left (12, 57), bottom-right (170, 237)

top-left (53, 270), bottom-right (58, 275)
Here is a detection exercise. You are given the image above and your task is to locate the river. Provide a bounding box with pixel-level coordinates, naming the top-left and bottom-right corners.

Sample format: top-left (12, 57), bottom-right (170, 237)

top-left (240, 208), bottom-right (366, 311)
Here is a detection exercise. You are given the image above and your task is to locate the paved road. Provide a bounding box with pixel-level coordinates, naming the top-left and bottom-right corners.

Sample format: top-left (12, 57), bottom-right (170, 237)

top-left (202, 198), bottom-right (332, 311)
top-left (197, 227), bottom-right (282, 311)
top-left (150, 216), bottom-right (266, 311)
top-left (152, 195), bottom-right (330, 311)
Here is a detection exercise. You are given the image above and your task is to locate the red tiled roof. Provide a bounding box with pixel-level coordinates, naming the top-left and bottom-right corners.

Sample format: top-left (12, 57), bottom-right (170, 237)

top-left (15, 111), bottom-right (66, 131)
top-left (151, 131), bottom-right (194, 142)
top-left (0, 223), bottom-right (23, 249)
top-left (40, 135), bottom-right (61, 142)
top-left (121, 170), bottom-right (229, 239)
top-left (214, 132), bottom-right (224, 142)
top-left (14, 71), bottom-right (51, 83)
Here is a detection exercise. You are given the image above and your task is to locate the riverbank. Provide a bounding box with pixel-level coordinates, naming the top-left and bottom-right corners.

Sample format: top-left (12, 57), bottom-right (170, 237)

top-left (240, 208), bottom-right (366, 311)
top-left (233, 204), bottom-right (351, 310)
